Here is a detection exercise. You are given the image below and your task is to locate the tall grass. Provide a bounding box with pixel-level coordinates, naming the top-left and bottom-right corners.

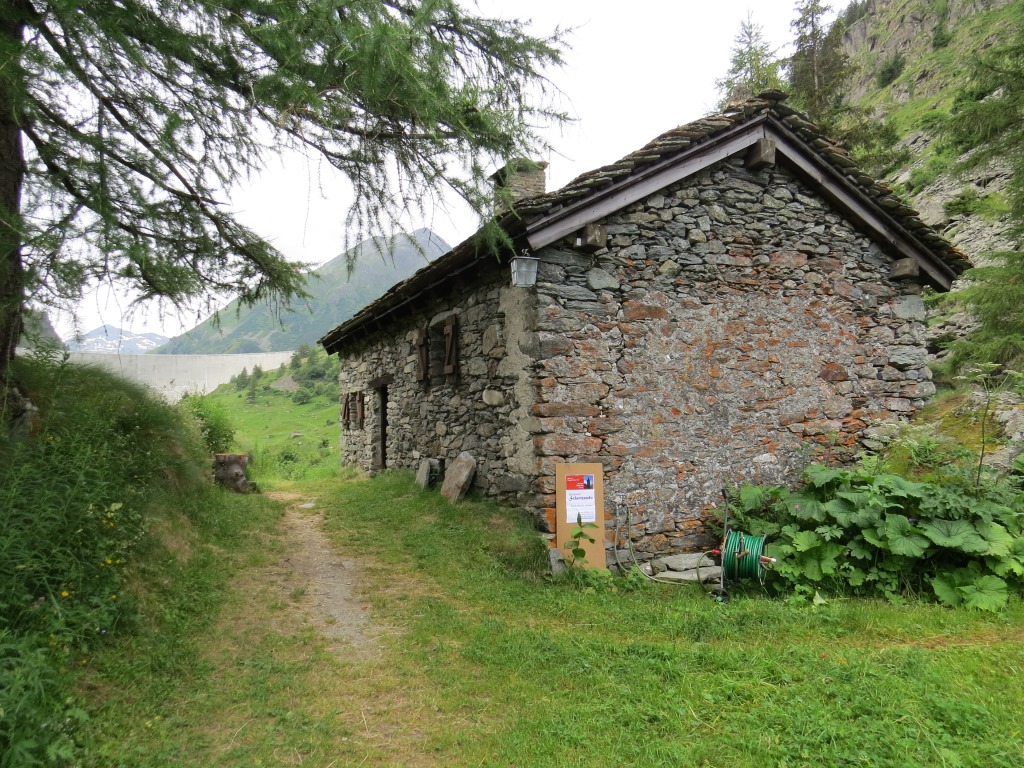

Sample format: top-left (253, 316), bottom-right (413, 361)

top-left (0, 351), bottom-right (226, 766)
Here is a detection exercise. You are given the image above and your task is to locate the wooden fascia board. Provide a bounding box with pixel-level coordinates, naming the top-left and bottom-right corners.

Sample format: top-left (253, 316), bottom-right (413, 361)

top-left (765, 124), bottom-right (956, 290)
top-left (524, 118), bottom-right (770, 251)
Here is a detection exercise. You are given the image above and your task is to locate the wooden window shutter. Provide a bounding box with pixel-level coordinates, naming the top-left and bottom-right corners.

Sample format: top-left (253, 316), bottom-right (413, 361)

top-left (355, 391), bottom-right (364, 429)
top-left (415, 328), bottom-right (428, 382)
top-left (341, 393), bottom-right (351, 429)
top-left (443, 315), bottom-right (459, 377)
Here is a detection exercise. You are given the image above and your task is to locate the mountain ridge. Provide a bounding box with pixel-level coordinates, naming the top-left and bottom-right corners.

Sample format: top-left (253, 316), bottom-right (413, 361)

top-left (67, 325), bottom-right (169, 354)
top-left (157, 228), bottom-right (450, 354)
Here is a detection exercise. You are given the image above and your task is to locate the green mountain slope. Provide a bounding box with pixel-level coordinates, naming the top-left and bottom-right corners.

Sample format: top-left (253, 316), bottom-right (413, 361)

top-left (835, 0), bottom-right (1020, 262)
top-left (158, 228), bottom-right (450, 354)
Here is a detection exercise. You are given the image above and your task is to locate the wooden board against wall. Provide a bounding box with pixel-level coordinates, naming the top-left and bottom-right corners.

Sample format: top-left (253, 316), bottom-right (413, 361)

top-left (555, 463), bottom-right (606, 570)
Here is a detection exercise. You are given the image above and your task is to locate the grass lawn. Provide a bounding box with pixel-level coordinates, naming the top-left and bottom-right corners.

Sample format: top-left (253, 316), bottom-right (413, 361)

top-left (204, 376), bottom-right (340, 483)
top-left (81, 469), bottom-right (1024, 767)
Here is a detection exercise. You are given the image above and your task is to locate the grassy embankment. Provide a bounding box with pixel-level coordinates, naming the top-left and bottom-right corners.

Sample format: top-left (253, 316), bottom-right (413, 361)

top-left (80, 468), bottom-right (1024, 767)
top-left (7, 349), bottom-right (1023, 766)
top-left (75, 370), bottom-right (1024, 767)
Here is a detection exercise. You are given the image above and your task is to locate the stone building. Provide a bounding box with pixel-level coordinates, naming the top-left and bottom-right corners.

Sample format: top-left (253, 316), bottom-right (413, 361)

top-left (319, 92), bottom-right (968, 562)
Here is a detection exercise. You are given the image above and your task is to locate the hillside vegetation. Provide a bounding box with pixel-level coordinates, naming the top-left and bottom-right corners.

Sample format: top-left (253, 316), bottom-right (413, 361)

top-left (205, 345), bottom-right (342, 483)
top-left (0, 350), bottom-right (277, 765)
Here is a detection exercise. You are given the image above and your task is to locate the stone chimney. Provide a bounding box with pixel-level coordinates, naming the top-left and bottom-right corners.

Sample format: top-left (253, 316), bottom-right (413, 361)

top-left (490, 158), bottom-right (547, 213)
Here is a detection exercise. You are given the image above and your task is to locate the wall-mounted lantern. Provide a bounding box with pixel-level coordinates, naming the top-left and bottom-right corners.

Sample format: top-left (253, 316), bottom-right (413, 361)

top-left (510, 249), bottom-right (540, 287)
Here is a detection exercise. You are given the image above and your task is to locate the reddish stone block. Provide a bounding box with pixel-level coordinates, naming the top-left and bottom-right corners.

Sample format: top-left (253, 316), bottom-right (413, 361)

top-left (819, 362), bottom-right (849, 382)
top-left (534, 433), bottom-right (603, 456)
top-left (587, 415), bottom-right (626, 435)
top-left (542, 357), bottom-right (596, 379)
top-left (770, 250), bottom-right (808, 269)
top-left (539, 335), bottom-right (574, 357)
top-left (623, 301), bottom-right (670, 320)
top-left (541, 507), bottom-right (557, 533)
top-left (531, 402), bottom-right (603, 417)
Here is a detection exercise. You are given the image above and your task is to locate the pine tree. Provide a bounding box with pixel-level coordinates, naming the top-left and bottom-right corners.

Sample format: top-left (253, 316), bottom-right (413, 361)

top-left (716, 13), bottom-right (786, 107)
top-left (788, 1), bottom-right (847, 127)
top-left (0, 0), bottom-right (567, 384)
top-left (784, 4), bottom-right (907, 178)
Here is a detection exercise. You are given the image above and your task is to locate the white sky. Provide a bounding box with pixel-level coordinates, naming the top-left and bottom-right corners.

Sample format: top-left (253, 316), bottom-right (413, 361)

top-left (55, 0), bottom-right (814, 340)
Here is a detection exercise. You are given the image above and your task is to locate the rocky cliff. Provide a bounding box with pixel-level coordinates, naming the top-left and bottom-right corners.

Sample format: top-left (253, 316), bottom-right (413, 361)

top-left (839, 0), bottom-right (1020, 264)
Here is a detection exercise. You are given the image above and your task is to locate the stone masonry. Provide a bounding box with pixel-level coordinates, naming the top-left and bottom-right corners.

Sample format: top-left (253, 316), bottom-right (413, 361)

top-left (332, 155), bottom-right (940, 567)
top-left (528, 156), bottom-right (933, 561)
top-left (335, 259), bottom-right (538, 501)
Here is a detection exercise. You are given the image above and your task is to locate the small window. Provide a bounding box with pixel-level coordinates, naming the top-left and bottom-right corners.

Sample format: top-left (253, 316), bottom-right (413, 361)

top-left (342, 391), bottom-right (363, 429)
top-left (415, 328), bottom-right (429, 383)
top-left (443, 315), bottom-right (459, 379)
top-left (426, 314), bottom-right (459, 385)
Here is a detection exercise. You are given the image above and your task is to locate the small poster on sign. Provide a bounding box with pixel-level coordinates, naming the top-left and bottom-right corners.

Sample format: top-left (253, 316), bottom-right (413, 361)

top-left (565, 474), bottom-right (597, 523)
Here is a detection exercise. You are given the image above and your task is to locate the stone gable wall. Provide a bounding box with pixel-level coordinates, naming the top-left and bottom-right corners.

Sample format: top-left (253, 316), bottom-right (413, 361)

top-left (335, 262), bottom-right (539, 499)
top-left (529, 157), bottom-right (932, 562)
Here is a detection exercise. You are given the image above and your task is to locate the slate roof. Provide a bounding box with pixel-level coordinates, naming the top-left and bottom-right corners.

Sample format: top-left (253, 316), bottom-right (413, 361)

top-left (320, 91), bottom-right (969, 354)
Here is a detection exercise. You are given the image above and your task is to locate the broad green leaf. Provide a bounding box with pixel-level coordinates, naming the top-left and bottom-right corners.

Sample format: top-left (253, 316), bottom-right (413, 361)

top-left (845, 567), bottom-right (866, 587)
top-left (850, 504), bottom-right (882, 529)
top-left (797, 552), bottom-right (823, 581)
top-left (788, 495), bottom-right (827, 522)
top-left (825, 497), bottom-right (858, 526)
top-left (818, 543), bottom-right (845, 575)
top-left (875, 475), bottom-right (926, 500)
top-left (739, 485), bottom-right (775, 512)
top-left (812, 591), bottom-right (828, 606)
top-left (885, 515), bottom-right (930, 558)
top-left (976, 521), bottom-right (1014, 558)
top-left (766, 542), bottom-right (793, 559)
top-left (918, 518), bottom-right (987, 553)
top-left (959, 575), bottom-right (1009, 612)
top-left (861, 526), bottom-right (886, 548)
top-left (798, 543), bottom-right (844, 580)
top-left (931, 574), bottom-right (963, 606)
top-left (791, 530), bottom-right (821, 552)
top-left (997, 538), bottom-right (1024, 576)
top-left (847, 537), bottom-right (873, 560)
top-left (803, 464), bottom-right (847, 489)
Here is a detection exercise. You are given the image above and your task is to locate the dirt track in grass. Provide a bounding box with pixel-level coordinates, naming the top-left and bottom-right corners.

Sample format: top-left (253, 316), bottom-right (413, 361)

top-left (263, 491), bottom-right (381, 657)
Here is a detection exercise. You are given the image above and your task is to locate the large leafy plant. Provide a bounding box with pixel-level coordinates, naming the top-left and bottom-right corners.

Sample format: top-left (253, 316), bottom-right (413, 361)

top-left (732, 465), bottom-right (1024, 611)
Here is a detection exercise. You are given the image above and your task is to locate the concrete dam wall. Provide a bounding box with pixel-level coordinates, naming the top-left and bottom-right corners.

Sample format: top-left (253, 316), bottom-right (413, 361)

top-left (68, 351), bottom-right (294, 401)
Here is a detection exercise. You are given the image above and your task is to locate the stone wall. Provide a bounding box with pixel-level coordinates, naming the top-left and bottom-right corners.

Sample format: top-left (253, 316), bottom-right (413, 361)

top-left (335, 260), bottom-right (539, 500)
top-left (529, 157), bottom-right (932, 562)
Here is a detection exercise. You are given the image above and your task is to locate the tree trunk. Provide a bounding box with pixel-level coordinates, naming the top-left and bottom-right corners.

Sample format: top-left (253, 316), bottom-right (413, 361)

top-left (0, 6), bottom-right (25, 384)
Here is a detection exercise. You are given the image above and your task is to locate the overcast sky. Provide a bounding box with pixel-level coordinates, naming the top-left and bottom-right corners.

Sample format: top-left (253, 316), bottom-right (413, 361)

top-left (57, 0), bottom-right (820, 340)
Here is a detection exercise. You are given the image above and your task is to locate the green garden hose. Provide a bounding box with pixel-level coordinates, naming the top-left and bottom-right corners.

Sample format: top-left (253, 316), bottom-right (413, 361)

top-left (721, 530), bottom-right (768, 580)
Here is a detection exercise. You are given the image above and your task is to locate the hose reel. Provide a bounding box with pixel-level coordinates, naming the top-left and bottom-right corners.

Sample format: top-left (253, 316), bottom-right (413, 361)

top-left (699, 489), bottom-right (775, 603)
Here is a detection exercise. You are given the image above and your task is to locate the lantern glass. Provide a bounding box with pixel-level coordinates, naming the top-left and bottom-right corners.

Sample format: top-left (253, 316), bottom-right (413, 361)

top-left (510, 255), bottom-right (539, 287)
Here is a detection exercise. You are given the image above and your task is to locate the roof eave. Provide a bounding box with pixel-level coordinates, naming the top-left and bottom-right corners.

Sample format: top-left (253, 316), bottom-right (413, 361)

top-left (522, 114), bottom-right (961, 291)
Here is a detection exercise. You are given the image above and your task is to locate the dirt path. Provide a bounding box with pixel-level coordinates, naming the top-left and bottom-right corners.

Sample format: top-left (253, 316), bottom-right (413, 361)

top-left (264, 491), bottom-right (381, 658)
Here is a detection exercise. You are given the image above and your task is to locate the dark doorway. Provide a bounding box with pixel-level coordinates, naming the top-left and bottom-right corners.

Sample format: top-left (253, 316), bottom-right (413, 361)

top-left (377, 385), bottom-right (388, 470)
top-left (368, 375), bottom-right (394, 472)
